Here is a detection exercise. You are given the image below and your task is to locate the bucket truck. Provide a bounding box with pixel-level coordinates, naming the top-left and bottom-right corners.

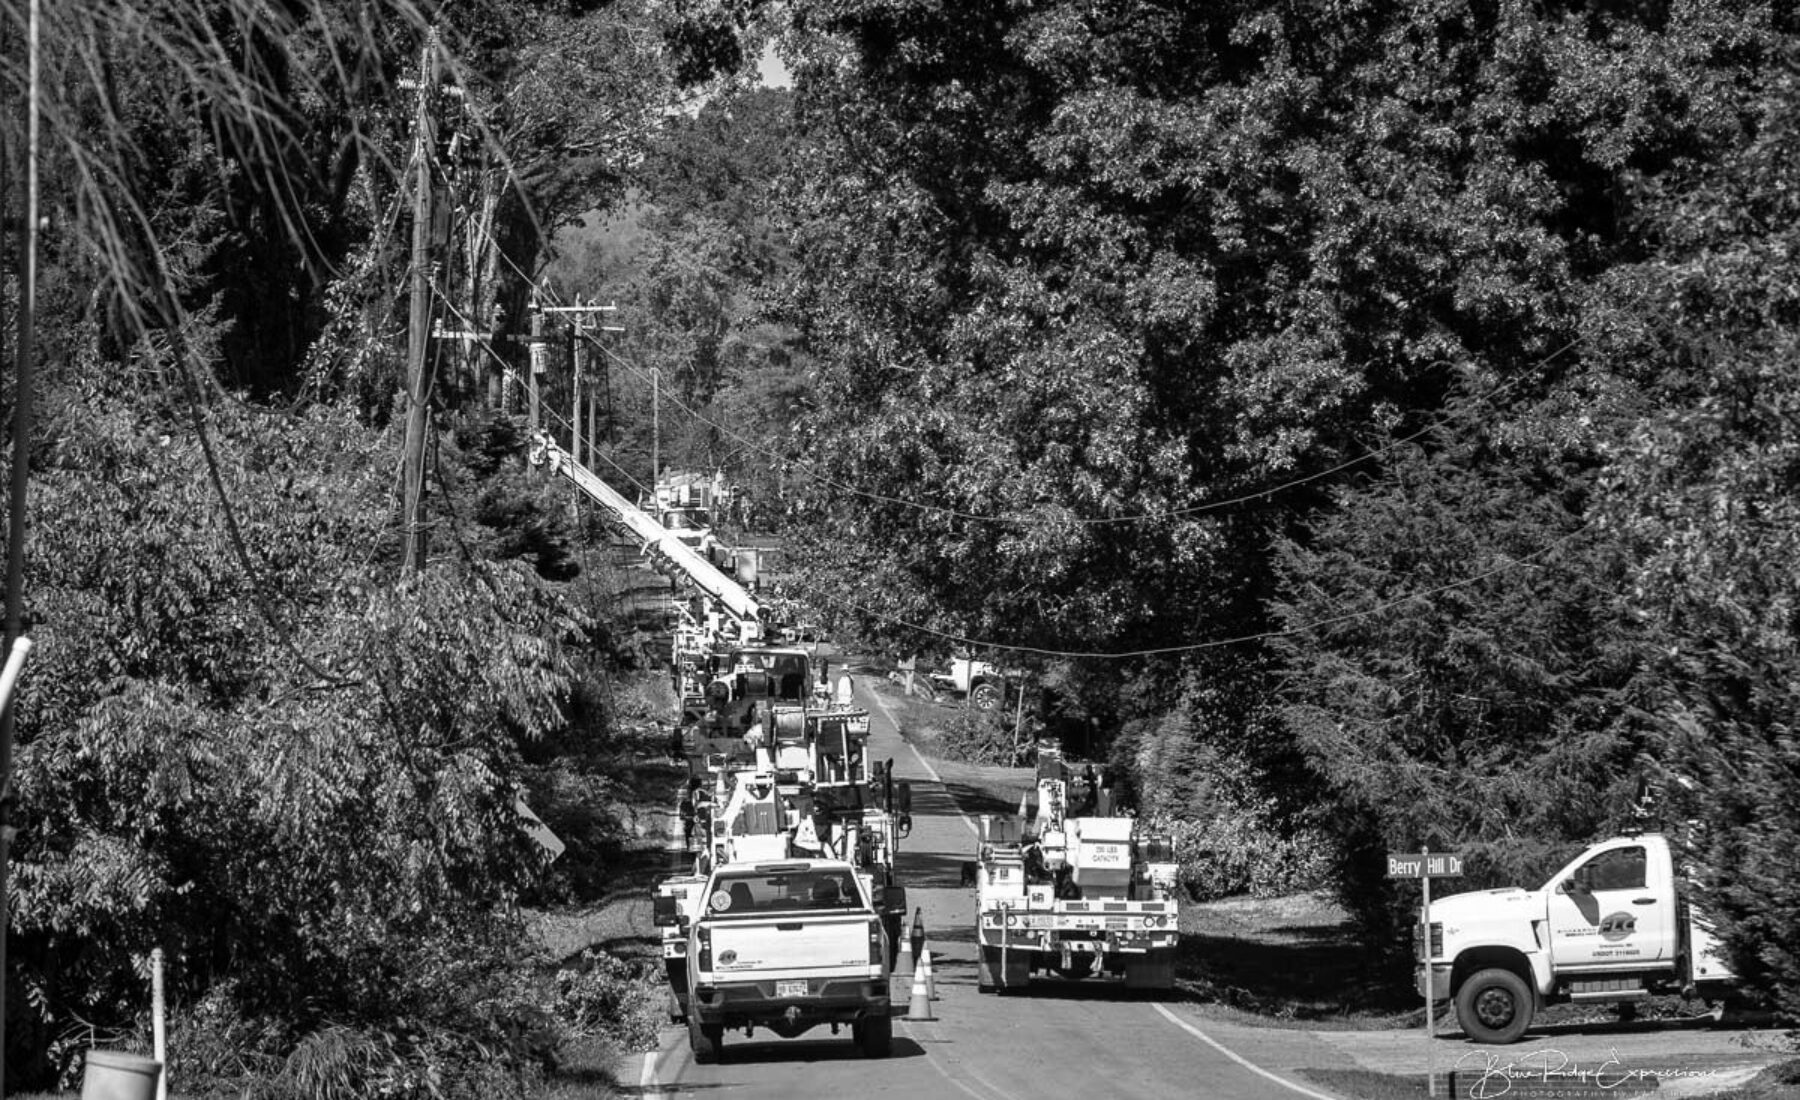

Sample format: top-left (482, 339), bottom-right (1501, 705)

top-left (972, 748), bottom-right (1179, 992)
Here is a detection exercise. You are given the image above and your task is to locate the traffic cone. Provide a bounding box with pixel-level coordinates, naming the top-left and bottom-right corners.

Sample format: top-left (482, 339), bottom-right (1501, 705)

top-left (909, 906), bottom-right (926, 966)
top-left (925, 947), bottom-right (939, 1001)
top-left (897, 911), bottom-right (914, 971)
top-left (905, 949), bottom-right (935, 1021)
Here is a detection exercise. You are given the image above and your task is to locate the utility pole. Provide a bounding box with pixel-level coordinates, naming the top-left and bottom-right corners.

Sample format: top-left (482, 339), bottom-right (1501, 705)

top-left (586, 369), bottom-right (598, 469)
top-left (1, 0), bottom-right (41, 1077)
top-left (538, 302), bottom-right (618, 467)
top-left (652, 367), bottom-right (660, 486)
top-left (570, 312), bottom-right (584, 465)
top-left (399, 28), bottom-right (440, 574)
top-left (528, 302), bottom-right (543, 433)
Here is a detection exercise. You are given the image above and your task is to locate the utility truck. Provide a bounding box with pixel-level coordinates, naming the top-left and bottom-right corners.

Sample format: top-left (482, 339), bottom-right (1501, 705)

top-left (1419, 832), bottom-right (1740, 1044)
top-left (929, 655), bottom-right (1013, 710)
top-left (655, 641), bottom-right (909, 1021)
top-left (971, 748), bottom-right (1179, 992)
top-left (668, 858), bottom-right (893, 1064)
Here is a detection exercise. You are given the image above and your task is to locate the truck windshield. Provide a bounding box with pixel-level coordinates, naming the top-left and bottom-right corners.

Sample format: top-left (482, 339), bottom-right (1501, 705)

top-left (707, 871), bottom-right (860, 915)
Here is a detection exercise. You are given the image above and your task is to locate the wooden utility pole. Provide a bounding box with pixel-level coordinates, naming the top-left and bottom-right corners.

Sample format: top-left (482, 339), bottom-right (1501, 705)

top-left (1, 0), bottom-right (41, 1076)
top-left (537, 302), bottom-right (618, 467)
top-left (571, 313), bottom-right (584, 464)
top-left (399, 28), bottom-right (440, 574)
top-left (652, 367), bottom-right (660, 486)
top-left (586, 369), bottom-right (597, 469)
top-left (528, 304), bottom-right (543, 432)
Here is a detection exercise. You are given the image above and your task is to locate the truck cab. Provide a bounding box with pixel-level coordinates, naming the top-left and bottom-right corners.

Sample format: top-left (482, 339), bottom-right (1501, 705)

top-left (928, 655), bottom-right (1016, 711)
top-left (679, 859), bottom-right (893, 1064)
top-left (1420, 833), bottom-right (1737, 1043)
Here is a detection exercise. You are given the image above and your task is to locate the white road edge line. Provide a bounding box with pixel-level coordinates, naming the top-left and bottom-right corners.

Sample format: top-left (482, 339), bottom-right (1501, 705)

top-left (639, 1048), bottom-right (661, 1097)
top-left (864, 682), bottom-right (980, 836)
top-left (1153, 1004), bottom-right (1342, 1100)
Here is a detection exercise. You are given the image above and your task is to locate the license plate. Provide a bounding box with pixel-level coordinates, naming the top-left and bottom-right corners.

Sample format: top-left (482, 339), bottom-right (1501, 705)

top-left (777, 980), bottom-right (807, 998)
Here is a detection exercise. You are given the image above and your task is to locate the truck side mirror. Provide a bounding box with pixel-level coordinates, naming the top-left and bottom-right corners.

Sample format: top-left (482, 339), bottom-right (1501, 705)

top-left (1561, 877), bottom-right (1583, 894)
top-left (899, 782), bottom-right (913, 814)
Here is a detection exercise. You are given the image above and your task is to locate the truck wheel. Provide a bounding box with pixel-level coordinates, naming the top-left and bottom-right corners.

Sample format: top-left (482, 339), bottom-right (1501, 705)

top-left (858, 1012), bottom-right (893, 1057)
top-left (688, 1016), bottom-right (724, 1064)
top-left (1053, 955), bottom-right (1095, 980)
top-left (969, 681), bottom-right (1003, 711)
top-left (1456, 968), bottom-right (1533, 1044)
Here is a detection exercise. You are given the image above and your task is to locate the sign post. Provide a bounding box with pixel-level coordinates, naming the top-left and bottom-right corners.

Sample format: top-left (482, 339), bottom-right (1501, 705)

top-left (1388, 848), bottom-right (1464, 1098)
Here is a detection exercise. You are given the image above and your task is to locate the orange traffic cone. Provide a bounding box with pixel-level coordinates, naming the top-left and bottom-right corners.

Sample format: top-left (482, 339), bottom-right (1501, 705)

top-left (905, 949), bottom-right (935, 1021)
top-left (925, 947), bottom-right (939, 1000)
top-left (897, 911), bottom-right (914, 971)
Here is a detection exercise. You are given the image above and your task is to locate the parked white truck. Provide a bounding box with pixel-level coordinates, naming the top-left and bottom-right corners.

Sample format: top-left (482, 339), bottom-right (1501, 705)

top-left (1419, 832), bottom-right (1738, 1043)
top-left (672, 858), bottom-right (893, 1064)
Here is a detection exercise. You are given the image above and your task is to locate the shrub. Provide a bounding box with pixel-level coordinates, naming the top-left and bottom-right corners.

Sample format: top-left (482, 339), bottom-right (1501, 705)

top-left (933, 706), bottom-right (1036, 765)
top-left (1160, 809), bottom-right (1334, 902)
top-left (550, 950), bottom-right (665, 1052)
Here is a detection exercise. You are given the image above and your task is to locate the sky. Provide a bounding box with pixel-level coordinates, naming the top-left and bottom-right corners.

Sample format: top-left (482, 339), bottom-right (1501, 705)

top-left (758, 42), bottom-right (792, 88)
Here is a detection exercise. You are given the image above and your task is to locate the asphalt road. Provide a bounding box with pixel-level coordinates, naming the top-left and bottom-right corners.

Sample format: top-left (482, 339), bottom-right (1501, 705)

top-left (632, 676), bottom-right (1357, 1100)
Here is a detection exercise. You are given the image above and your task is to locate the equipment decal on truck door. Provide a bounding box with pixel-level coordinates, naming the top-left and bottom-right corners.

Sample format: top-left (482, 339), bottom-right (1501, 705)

top-left (1546, 843), bottom-right (1670, 966)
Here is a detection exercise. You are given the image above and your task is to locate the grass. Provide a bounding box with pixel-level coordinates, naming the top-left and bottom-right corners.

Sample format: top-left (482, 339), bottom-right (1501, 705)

top-left (537, 1035), bottom-right (633, 1099)
top-left (1174, 891), bottom-right (1421, 1028)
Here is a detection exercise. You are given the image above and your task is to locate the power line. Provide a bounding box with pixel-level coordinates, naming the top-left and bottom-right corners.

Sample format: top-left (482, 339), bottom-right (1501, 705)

top-left (430, 289), bottom-right (651, 495)
top-left (826, 520), bottom-right (1594, 660)
top-left (589, 334), bottom-right (1581, 528)
top-left (531, 290), bottom-right (1594, 662)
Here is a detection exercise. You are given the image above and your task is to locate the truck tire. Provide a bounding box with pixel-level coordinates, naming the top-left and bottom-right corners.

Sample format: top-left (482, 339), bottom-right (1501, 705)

top-left (688, 1016), bottom-right (724, 1064)
top-left (1456, 968), bottom-right (1534, 1044)
top-left (969, 680), bottom-right (1003, 711)
top-left (858, 1012), bottom-right (893, 1057)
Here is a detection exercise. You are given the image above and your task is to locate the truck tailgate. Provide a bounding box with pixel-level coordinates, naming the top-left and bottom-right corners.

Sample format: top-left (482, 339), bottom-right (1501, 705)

top-left (707, 912), bottom-right (874, 977)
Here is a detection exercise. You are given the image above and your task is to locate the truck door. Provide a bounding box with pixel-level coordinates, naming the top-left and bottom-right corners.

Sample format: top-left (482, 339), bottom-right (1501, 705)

top-left (1546, 842), bottom-right (1670, 968)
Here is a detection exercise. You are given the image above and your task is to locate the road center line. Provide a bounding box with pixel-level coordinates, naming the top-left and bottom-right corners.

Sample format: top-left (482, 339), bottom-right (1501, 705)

top-left (863, 681), bottom-right (980, 836)
top-left (1152, 1004), bottom-right (1341, 1100)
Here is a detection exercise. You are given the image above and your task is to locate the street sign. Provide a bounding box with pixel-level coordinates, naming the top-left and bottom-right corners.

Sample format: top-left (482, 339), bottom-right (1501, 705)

top-left (1386, 851), bottom-right (1464, 878)
top-left (1391, 847), bottom-right (1463, 1098)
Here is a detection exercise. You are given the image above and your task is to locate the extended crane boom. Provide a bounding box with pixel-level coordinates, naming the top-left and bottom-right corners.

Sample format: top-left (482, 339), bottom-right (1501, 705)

top-left (529, 432), bottom-right (762, 635)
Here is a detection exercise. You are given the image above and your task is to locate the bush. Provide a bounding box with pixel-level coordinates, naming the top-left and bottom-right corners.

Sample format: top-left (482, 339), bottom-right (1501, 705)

top-left (1161, 810), bottom-right (1334, 902)
top-left (932, 706), bottom-right (1036, 765)
top-left (550, 950), bottom-right (665, 1052)
top-left (1124, 698), bottom-right (1332, 901)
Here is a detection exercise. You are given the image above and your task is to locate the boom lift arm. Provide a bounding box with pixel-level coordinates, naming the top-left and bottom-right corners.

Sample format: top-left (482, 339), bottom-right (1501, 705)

top-left (529, 431), bottom-right (761, 636)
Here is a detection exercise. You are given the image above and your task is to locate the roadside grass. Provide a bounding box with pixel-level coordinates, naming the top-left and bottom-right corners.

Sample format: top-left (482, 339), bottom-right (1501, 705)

top-left (1177, 892), bottom-right (1420, 1029)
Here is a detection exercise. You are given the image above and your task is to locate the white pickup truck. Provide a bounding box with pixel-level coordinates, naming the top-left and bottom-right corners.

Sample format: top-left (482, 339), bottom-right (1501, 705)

top-left (928, 656), bottom-right (1013, 710)
top-left (678, 858), bottom-right (893, 1063)
top-left (1419, 832), bottom-right (1739, 1043)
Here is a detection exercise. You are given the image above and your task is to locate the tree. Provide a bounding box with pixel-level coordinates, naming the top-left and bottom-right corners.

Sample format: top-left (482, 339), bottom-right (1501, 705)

top-left (1270, 393), bottom-right (1650, 951)
top-left (4, 390), bottom-right (581, 1087)
top-left (771, 0), bottom-right (1738, 660)
top-left (1585, 39), bottom-right (1800, 1019)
